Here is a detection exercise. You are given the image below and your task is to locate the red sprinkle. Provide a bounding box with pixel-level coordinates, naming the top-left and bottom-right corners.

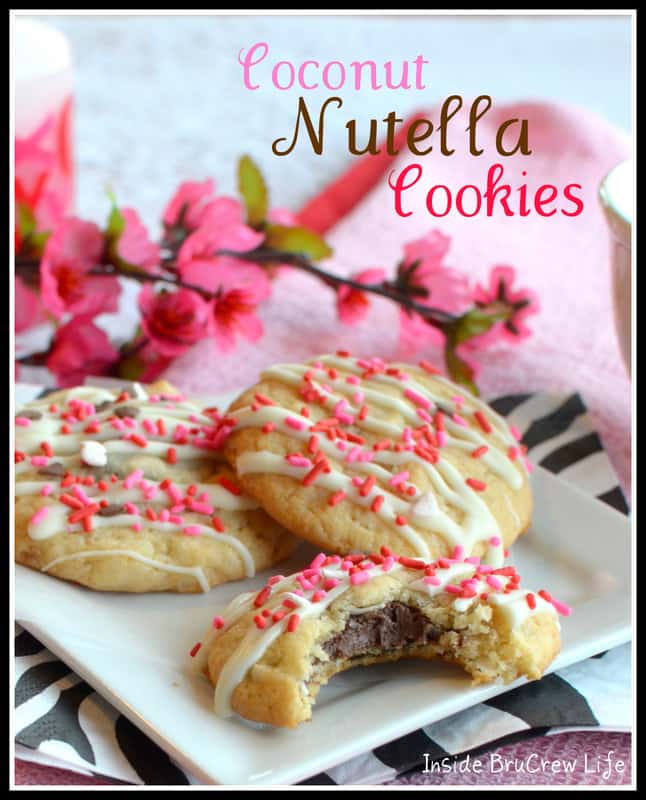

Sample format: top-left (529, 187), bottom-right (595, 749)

top-left (255, 393), bottom-right (275, 406)
top-left (466, 477), bottom-right (487, 491)
top-left (471, 446), bottom-right (489, 459)
top-left (371, 495), bottom-right (385, 513)
top-left (419, 360), bottom-right (441, 375)
top-left (358, 405), bottom-right (368, 421)
top-left (308, 435), bottom-right (319, 454)
top-left (399, 557), bottom-right (426, 569)
top-left (283, 598), bottom-right (298, 610)
top-left (218, 476), bottom-right (242, 495)
top-left (189, 642), bottom-right (202, 657)
top-left (474, 411), bottom-right (492, 434)
top-left (166, 447), bottom-right (177, 464)
top-left (253, 615), bottom-right (267, 630)
top-left (303, 460), bottom-right (327, 486)
top-left (395, 515), bottom-right (408, 526)
top-left (212, 516), bottom-right (226, 532)
top-left (254, 587), bottom-right (272, 608)
top-left (359, 475), bottom-right (376, 497)
top-left (127, 433), bottom-right (148, 448)
top-left (328, 490), bottom-right (346, 506)
top-left (40, 441), bottom-right (53, 457)
top-left (262, 422), bottom-right (275, 433)
top-left (526, 593), bottom-right (537, 610)
top-left (287, 614), bottom-right (300, 633)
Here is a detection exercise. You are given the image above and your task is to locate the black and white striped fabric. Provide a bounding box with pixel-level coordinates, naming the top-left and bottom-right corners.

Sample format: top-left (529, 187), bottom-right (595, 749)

top-left (13, 385), bottom-right (631, 785)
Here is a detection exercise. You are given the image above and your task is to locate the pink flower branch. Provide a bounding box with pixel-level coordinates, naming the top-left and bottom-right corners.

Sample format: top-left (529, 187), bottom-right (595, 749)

top-left (13, 156), bottom-right (539, 392)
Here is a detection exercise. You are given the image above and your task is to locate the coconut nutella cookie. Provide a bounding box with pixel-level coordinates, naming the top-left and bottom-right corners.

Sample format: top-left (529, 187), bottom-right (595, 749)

top-left (222, 353), bottom-right (532, 566)
top-left (192, 548), bottom-right (567, 728)
top-left (14, 380), bottom-right (298, 592)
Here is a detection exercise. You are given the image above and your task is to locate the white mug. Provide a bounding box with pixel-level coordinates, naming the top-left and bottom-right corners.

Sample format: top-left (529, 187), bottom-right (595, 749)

top-left (599, 160), bottom-right (633, 377)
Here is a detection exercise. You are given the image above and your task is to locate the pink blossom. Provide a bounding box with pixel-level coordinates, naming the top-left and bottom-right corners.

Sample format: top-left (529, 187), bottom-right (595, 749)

top-left (138, 285), bottom-right (210, 357)
top-left (471, 265), bottom-right (540, 346)
top-left (210, 285), bottom-right (265, 352)
top-left (398, 308), bottom-right (446, 354)
top-left (47, 316), bottom-right (119, 387)
top-left (401, 231), bottom-right (471, 314)
top-left (337, 268), bottom-right (385, 325)
top-left (178, 224), bottom-right (264, 289)
top-left (163, 179), bottom-right (217, 231)
top-left (15, 277), bottom-right (44, 333)
top-left (117, 208), bottom-right (160, 273)
top-left (40, 217), bottom-right (119, 318)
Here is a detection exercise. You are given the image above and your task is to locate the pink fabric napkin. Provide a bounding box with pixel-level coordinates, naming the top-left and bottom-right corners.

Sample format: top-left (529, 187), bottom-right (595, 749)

top-left (165, 100), bottom-right (631, 496)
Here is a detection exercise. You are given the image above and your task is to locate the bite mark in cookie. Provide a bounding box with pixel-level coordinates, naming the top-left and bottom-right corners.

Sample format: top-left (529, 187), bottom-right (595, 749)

top-left (193, 548), bottom-right (568, 728)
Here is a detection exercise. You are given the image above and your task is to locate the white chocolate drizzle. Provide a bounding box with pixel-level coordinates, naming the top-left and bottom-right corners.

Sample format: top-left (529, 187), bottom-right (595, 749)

top-left (228, 355), bottom-right (528, 565)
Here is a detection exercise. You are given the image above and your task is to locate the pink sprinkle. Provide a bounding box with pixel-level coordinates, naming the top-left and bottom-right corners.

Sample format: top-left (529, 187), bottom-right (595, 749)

top-left (417, 408), bottom-right (433, 424)
top-left (465, 556), bottom-right (481, 565)
top-left (451, 394), bottom-right (466, 407)
top-left (346, 375), bottom-right (360, 385)
top-left (313, 360), bottom-right (323, 369)
top-left (510, 425), bottom-right (522, 441)
top-left (350, 571), bottom-right (370, 586)
top-left (15, 417), bottom-right (32, 427)
top-left (337, 411), bottom-right (355, 426)
top-left (174, 424), bottom-right (189, 442)
top-left (351, 475), bottom-right (364, 487)
top-left (424, 575), bottom-right (441, 586)
top-left (404, 388), bottom-right (431, 408)
top-left (142, 418), bottom-right (156, 434)
top-left (312, 590), bottom-right (327, 602)
top-left (190, 502), bottom-right (214, 515)
top-left (268, 575), bottom-right (285, 585)
top-left (381, 556), bottom-right (395, 572)
top-left (29, 507), bottom-right (50, 526)
top-left (452, 414), bottom-right (468, 427)
top-left (169, 514), bottom-right (183, 525)
top-left (445, 584), bottom-right (462, 594)
top-left (286, 454), bottom-right (311, 468)
top-left (159, 509), bottom-right (170, 522)
top-left (110, 418), bottom-right (126, 431)
top-left (285, 416), bottom-right (305, 431)
top-left (389, 470), bottom-right (409, 487)
top-left (358, 450), bottom-right (374, 462)
top-left (323, 578), bottom-right (340, 590)
top-left (452, 545), bottom-right (465, 560)
top-left (40, 484), bottom-right (53, 497)
top-left (123, 469), bottom-right (144, 489)
top-left (132, 522), bottom-right (142, 532)
top-left (72, 484), bottom-right (91, 504)
top-left (336, 441), bottom-right (347, 452)
top-left (549, 597), bottom-right (573, 616)
top-left (183, 525), bottom-right (202, 536)
top-left (212, 616), bottom-right (225, 629)
top-left (487, 575), bottom-right (504, 591)
top-left (341, 560), bottom-right (353, 572)
top-left (353, 391), bottom-right (365, 404)
top-left (170, 504), bottom-right (186, 514)
top-left (523, 457), bottom-right (535, 473)
top-left (477, 565), bottom-right (493, 574)
top-left (437, 431), bottom-right (447, 448)
top-left (30, 456), bottom-right (49, 467)
top-left (122, 416), bottom-right (137, 429)
top-left (124, 502), bottom-right (141, 516)
top-left (310, 553), bottom-right (327, 569)
top-left (346, 447), bottom-right (362, 463)
top-left (489, 536), bottom-right (501, 547)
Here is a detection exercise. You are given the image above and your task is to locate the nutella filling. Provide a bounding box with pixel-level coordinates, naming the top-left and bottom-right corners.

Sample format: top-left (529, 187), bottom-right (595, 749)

top-left (322, 601), bottom-right (442, 660)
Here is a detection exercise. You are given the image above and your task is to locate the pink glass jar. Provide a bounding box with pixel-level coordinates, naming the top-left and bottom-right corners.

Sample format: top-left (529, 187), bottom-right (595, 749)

top-left (14, 18), bottom-right (74, 240)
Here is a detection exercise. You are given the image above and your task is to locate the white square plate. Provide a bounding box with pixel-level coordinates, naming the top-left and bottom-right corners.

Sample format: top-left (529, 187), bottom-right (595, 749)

top-left (14, 392), bottom-right (632, 786)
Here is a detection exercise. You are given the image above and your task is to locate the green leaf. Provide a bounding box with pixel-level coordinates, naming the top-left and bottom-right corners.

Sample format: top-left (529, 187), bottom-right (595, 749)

top-left (264, 224), bottom-right (333, 261)
top-left (117, 353), bottom-right (145, 381)
top-left (105, 202), bottom-right (125, 242)
top-left (444, 342), bottom-right (479, 396)
top-left (238, 155), bottom-right (268, 227)
top-left (17, 202), bottom-right (37, 239)
top-left (451, 307), bottom-right (509, 347)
